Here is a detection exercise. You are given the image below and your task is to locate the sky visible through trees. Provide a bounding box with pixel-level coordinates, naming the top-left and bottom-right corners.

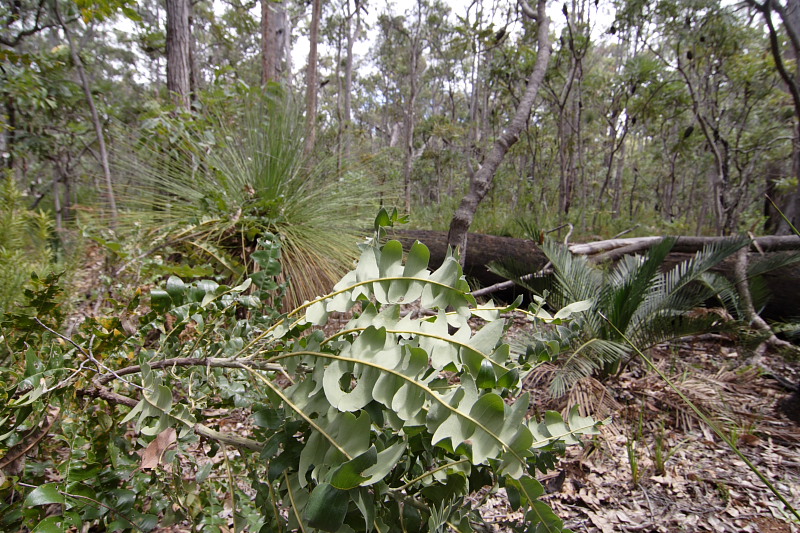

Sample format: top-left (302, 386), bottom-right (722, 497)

top-left (3, 0), bottom-right (800, 240)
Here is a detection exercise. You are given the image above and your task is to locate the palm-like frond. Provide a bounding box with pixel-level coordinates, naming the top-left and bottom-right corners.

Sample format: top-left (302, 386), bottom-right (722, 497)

top-left (541, 240), bottom-right (604, 306)
top-left (497, 235), bottom-right (746, 397)
top-left (549, 338), bottom-right (629, 398)
top-left (602, 238), bottom-right (675, 341)
top-left (0, 178), bottom-right (54, 315)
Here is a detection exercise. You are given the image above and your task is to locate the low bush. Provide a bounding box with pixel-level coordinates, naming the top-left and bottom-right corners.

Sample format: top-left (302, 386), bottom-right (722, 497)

top-left (0, 213), bottom-right (599, 532)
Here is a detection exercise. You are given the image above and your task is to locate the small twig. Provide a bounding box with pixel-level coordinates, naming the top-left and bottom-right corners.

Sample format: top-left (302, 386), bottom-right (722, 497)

top-left (639, 483), bottom-right (655, 526)
top-left (34, 317), bottom-right (143, 390)
top-left (96, 357), bottom-right (285, 386)
top-left (546, 223), bottom-right (574, 245)
top-left (0, 408), bottom-right (60, 470)
top-left (612, 225), bottom-right (641, 239)
top-left (470, 262), bottom-right (552, 298)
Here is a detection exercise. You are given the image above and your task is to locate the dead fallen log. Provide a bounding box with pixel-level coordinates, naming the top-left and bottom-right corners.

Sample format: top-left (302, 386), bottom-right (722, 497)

top-left (389, 230), bottom-right (800, 318)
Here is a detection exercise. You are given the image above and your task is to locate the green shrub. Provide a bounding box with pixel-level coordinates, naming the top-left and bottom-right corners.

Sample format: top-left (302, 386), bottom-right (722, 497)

top-left (494, 237), bottom-right (750, 396)
top-left (0, 216), bottom-right (599, 532)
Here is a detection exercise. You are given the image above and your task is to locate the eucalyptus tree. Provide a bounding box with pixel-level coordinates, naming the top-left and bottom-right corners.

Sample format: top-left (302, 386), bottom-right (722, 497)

top-left (304, 0), bottom-right (322, 154)
top-left (746, 0), bottom-right (800, 234)
top-left (261, 0), bottom-right (290, 84)
top-left (541, 0), bottom-right (592, 219)
top-left (447, 0), bottom-right (551, 263)
top-left (166, 0), bottom-right (191, 109)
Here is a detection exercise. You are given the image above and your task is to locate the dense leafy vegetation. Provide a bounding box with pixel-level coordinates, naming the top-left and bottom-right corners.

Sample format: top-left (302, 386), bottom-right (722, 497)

top-left (0, 177), bottom-right (54, 316)
top-left (3, 0), bottom-right (800, 529)
top-left (0, 215), bottom-right (601, 532)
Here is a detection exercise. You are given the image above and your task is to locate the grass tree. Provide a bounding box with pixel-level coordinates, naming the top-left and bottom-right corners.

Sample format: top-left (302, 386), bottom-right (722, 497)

top-left (111, 90), bottom-right (376, 307)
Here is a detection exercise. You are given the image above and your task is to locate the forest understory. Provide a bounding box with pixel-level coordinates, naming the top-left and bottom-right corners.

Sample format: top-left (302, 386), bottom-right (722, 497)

top-left (62, 246), bottom-right (800, 533)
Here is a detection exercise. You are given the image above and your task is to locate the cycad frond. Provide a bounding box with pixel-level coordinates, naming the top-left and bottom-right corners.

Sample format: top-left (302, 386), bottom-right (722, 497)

top-left (549, 338), bottom-right (629, 398)
top-left (658, 238), bottom-right (748, 302)
top-left (498, 235), bottom-right (746, 397)
top-left (541, 240), bottom-right (603, 307)
top-left (602, 238), bottom-right (674, 340)
top-left (746, 251), bottom-right (800, 279)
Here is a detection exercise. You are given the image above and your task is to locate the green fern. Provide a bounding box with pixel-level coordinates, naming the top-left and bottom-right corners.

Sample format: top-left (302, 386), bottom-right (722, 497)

top-left (0, 176), bottom-right (54, 316)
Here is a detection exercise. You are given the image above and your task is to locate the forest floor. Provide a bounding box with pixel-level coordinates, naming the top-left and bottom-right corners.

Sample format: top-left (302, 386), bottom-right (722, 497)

top-left (477, 314), bottom-right (800, 533)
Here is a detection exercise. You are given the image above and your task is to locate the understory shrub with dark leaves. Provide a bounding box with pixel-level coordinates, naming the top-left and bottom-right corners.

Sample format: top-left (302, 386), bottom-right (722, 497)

top-left (0, 215), bottom-right (599, 532)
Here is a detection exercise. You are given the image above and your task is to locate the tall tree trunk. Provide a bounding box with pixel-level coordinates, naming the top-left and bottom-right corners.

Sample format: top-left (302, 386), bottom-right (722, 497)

top-left (261, 0), bottom-right (273, 84)
top-left (188, 8), bottom-right (199, 99)
top-left (53, 3), bottom-right (117, 225)
top-left (447, 0), bottom-right (551, 264)
top-left (261, 0), bottom-right (289, 84)
top-left (304, 0), bottom-right (321, 155)
top-left (343, 0), bottom-right (361, 160)
top-left (403, 2), bottom-right (423, 214)
top-left (749, 0), bottom-right (800, 234)
top-left (166, 0), bottom-right (191, 110)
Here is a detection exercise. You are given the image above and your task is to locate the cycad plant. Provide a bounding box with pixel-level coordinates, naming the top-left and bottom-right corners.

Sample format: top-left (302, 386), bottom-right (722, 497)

top-left (494, 237), bottom-right (749, 397)
top-left (0, 176), bottom-right (54, 316)
top-left (110, 89), bottom-right (376, 307)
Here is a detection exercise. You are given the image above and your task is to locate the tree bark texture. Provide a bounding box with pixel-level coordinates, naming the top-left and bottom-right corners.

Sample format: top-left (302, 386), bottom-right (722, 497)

top-left (403, 2), bottom-right (424, 214)
top-left (261, 0), bottom-right (288, 84)
top-left (304, 0), bottom-right (321, 155)
top-left (166, 0), bottom-right (191, 110)
top-left (447, 0), bottom-right (551, 264)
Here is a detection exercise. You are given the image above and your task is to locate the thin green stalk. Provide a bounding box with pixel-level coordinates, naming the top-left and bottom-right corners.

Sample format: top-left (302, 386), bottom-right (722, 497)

top-left (390, 459), bottom-right (471, 492)
top-left (284, 473), bottom-right (308, 533)
top-left (767, 195), bottom-right (800, 236)
top-left (601, 312), bottom-right (800, 522)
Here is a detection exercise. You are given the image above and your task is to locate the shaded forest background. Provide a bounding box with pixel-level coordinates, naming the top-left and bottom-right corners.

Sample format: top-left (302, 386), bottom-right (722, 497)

top-left (4, 0), bottom-right (800, 248)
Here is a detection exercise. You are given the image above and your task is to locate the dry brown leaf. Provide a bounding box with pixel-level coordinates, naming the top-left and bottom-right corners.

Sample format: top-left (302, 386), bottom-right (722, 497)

top-left (141, 428), bottom-right (177, 470)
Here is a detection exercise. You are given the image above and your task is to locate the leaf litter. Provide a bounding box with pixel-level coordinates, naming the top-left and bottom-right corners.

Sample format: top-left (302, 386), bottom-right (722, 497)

top-left (476, 323), bottom-right (800, 532)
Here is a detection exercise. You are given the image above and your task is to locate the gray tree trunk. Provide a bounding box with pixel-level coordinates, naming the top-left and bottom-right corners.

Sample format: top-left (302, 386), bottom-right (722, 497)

top-left (166, 0), bottom-right (191, 110)
top-left (447, 0), bottom-right (551, 264)
top-left (261, 0), bottom-right (288, 84)
top-left (304, 0), bottom-right (321, 155)
top-left (53, 3), bottom-right (117, 225)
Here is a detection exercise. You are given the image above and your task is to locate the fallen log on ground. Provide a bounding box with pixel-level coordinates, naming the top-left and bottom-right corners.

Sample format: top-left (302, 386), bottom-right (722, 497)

top-left (389, 230), bottom-right (800, 319)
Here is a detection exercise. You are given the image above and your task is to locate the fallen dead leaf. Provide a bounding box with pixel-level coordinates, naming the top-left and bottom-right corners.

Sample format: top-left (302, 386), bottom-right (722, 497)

top-left (141, 427), bottom-right (177, 470)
